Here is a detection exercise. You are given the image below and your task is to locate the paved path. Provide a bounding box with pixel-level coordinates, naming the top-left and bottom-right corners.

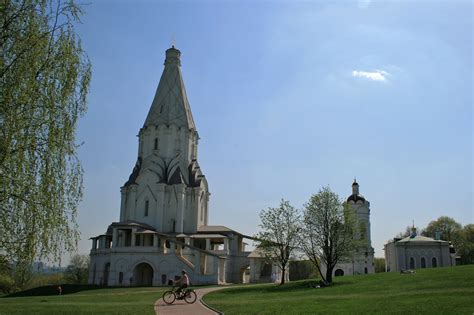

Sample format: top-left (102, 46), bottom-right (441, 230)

top-left (154, 287), bottom-right (225, 315)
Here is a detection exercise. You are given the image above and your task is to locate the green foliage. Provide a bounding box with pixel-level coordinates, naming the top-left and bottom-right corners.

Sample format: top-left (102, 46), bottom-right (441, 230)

top-left (204, 265), bottom-right (474, 315)
top-left (0, 273), bottom-right (16, 294)
top-left (457, 224), bottom-right (474, 265)
top-left (0, 0), bottom-right (91, 287)
top-left (419, 216), bottom-right (474, 265)
top-left (255, 199), bottom-right (300, 285)
top-left (289, 260), bottom-right (318, 281)
top-left (0, 255), bottom-right (15, 293)
top-left (422, 216), bottom-right (462, 243)
top-left (300, 186), bottom-right (357, 283)
top-left (374, 257), bottom-right (385, 273)
top-left (24, 272), bottom-right (64, 291)
top-left (64, 254), bottom-right (89, 284)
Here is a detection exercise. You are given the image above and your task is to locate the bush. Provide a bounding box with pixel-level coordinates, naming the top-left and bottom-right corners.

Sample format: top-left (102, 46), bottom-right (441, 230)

top-left (0, 274), bottom-right (15, 294)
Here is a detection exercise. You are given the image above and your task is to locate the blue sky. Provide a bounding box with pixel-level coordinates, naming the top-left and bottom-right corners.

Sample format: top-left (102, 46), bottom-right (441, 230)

top-left (73, 0), bottom-right (472, 261)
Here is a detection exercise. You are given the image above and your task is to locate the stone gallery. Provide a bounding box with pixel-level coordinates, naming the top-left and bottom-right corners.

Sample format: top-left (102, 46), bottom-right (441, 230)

top-left (88, 47), bottom-right (284, 286)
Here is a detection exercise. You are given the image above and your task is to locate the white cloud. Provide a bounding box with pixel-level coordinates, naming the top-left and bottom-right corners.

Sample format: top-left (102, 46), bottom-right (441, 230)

top-left (352, 70), bottom-right (389, 82)
top-left (358, 0), bottom-right (372, 9)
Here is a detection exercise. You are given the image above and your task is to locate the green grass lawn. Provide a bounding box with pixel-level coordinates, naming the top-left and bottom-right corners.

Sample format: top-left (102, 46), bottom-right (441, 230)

top-left (204, 265), bottom-right (474, 314)
top-left (0, 286), bottom-right (164, 315)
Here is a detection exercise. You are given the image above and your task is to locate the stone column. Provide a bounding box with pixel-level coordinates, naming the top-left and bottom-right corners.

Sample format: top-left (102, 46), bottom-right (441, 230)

top-left (153, 234), bottom-right (158, 247)
top-left (131, 228), bottom-right (136, 247)
top-left (194, 251), bottom-right (201, 274)
top-left (120, 187), bottom-right (127, 221)
top-left (176, 184), bottom-right (186, 233)
top-left (206, 238), bottom-right (211, 250)
top-left (224, 238), bottom-right (229, 254)
top-left (112, 228), bottom-right (118, 248)
top-left (205, 192), bottom-right (210, 226)
top-left (129, 185), bottom-right (137, 219)
top-left (156, 183), bottom-right (166, 231)
top-left (169, 241), bottom-right (175, 254)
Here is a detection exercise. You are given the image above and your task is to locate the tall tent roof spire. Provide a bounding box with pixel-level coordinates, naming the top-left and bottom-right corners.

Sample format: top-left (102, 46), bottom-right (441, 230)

top-left (143, 46), bottom-right (196, 130)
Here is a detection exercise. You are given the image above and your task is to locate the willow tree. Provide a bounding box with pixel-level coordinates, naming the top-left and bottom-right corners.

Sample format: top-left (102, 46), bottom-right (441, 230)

top-left (0, 0), bottom-right (91, 286)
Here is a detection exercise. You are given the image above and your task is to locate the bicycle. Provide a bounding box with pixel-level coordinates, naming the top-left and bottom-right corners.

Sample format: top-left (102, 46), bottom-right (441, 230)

top-left (162, 286), bottom-right (197, 304)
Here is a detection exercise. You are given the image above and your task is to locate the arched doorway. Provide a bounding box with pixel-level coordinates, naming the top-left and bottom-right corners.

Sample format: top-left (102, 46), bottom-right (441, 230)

top-left (260, 262), bottom-right (272, 282)
top-left (335, 269), bottom-right (344, 277)
top-left (240, 265), bottom-right (250, 283)
top-left (133, 262), bottom-right (154, 286)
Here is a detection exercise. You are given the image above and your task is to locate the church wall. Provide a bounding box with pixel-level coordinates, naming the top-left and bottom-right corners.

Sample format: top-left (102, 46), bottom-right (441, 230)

top-left (387, 242), bottom-right (454, 272)
top-left (155, 184), bottom-right (166, 231)
top-left (90, 247), bottom-right (222, 286)
top-left (344, 196), bottom-right (375, 276)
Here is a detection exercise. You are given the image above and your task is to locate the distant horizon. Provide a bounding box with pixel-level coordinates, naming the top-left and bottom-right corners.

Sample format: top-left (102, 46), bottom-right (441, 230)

top-left (63, 0), bottom-right (472, 266)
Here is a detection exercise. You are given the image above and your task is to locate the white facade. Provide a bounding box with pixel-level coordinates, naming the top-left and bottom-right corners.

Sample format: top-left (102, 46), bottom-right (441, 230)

top-left (89, 47), bottom-right (279, 286)
top-left (384, 233), bottom-right (456, 272)
top-left (322, 180), bottom-right (375, 277)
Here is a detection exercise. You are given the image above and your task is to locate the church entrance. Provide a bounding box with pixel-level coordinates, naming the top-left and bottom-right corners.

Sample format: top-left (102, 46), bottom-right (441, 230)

top-left (133, 262), bottom-right (154, 286)
top-left (335, 269), bottom-right (344, 277)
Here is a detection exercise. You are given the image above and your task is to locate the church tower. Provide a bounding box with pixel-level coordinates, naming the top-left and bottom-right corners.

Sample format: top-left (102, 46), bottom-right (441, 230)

top-left (345, 179), bottom-right (375, 274)
top-left (119, 46), bottom-right (210, 234)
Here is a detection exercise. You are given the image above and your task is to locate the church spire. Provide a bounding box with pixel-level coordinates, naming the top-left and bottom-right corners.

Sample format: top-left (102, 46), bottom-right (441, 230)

top-left (143, 46), bottom-right (196, 130)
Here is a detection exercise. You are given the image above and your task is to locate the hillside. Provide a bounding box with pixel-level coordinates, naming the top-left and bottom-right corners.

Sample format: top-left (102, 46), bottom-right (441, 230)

top-left (204, 265), bottom-right (474, 314)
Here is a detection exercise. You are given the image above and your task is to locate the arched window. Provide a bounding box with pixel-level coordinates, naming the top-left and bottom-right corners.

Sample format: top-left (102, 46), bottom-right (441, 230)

top-left (432, 257), bottom-right (437, 268)
top-left (421, 257), bottom-right (426, 268)
top-left (154, 138), bottom-right (158, 150)
top-left (409, 257), bottom-right (415, 269)
top-left (364, 267), bottom-right (368, 274)
top-left (144, 200), bottom-right (149, 217)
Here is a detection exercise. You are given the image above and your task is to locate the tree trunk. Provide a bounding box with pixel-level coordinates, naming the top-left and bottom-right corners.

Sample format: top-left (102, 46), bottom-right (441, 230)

top-left (326, 267), bottom-right (333, 284)
top-left (280, 267), bottom-right (286, 285)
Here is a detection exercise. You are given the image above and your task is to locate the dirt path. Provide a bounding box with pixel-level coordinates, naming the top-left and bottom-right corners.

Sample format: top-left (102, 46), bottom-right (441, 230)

top-left (154, 287), bottom-right (225, 315)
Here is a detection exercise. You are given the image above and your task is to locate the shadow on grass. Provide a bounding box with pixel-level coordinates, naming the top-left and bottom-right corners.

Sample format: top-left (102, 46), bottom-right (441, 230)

top-left (3, 284), bottom-right (103, 297)
top-left (215, 279), bottom-right (344, 295)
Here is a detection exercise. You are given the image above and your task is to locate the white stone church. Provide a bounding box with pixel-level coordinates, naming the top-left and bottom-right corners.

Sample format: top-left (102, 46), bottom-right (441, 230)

top-left (88, 47), bottom-right (284, 286)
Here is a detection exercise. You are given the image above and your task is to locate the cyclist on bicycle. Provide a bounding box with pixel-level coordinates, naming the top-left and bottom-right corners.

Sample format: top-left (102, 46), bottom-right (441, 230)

top-left (175, 270), bottom-right (190, 298)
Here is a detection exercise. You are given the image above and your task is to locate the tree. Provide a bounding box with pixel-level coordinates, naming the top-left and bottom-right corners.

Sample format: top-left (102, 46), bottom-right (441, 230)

top-left (0, 255), bottom-right (15, 293)
top-left (300, 186), bottom-right (356, 284)
top-left (255, 199), bottom-right (300, 285)
top-left (422, 216), bottom-right (462, 243)
top-left (374, 257), bottom-right (385, 273)
top-left (457, 224), bottom-right (474, 265)
top-left (64, 254), bottom-right (89, 284)
top-left (0, 0), bottom-right (91, 287)
top-left (289, 260), bottom-right (318, 281)
top-left (395, 226), bottom-right (415, 238)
